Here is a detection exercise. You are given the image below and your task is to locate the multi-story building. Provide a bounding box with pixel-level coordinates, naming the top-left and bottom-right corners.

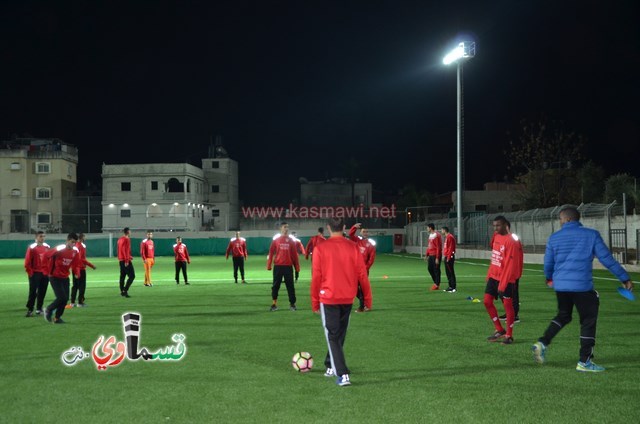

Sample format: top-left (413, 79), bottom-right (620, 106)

top-left (0, 138), bottom-right (78, 234)
top-left (101, 147), bottom-right (239, 232)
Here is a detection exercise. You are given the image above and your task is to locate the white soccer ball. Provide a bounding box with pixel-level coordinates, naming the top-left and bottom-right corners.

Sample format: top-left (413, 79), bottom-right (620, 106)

top-left (292, 351), bottom-right (313, 373)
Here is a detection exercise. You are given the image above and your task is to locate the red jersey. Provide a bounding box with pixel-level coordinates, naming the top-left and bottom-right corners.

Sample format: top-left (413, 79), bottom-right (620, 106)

top-left (140, 238), bottom-right (155, 260)
top-left (310, 236), bottom-right (372, 311)
top-left (512, 233), bottom-right (524, 280)
top-left (487, 232), bottom-right (522, 291)
top-left (348, 226), bottom-right (376, 270)
top-left (292, 237), bottom-right (306, 256)
top-left (75, 242), bottom-right (95, 270)
top-left (24, 242), bottom-right (51, 276)
top-left (44, 245), bottom-right (82, 279)
top-left (117, 236), bottom-right (132, 262)
top-left (443, 233), bottom-right (456, 260)
top-left (426, 232), bottom-right (442, 257)
top-left (305, 234), bottom-right (326, 259)
top-left (174, 242), bottom-right (191, 263)
top-left (226, 237), bottom-right (248, 258)
top-left (266, 235), bottom-right (300, 272)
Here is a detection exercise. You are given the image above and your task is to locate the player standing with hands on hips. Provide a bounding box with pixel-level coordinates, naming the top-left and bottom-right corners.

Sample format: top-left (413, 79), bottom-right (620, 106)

top-left (311, 217), bottom-right (372, 386)
top-left (226, 231), bottom-right (248, 284)
top-left (532, 205), bottom-right (634, 372)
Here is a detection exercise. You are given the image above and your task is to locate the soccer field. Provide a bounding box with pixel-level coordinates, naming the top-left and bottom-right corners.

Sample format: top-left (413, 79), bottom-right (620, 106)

top-left (2, 254), bottom-right (639, 423)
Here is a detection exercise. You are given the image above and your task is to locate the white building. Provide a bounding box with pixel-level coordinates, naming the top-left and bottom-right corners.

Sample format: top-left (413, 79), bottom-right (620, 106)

top-left (0, 138), bottom-right (78, 233)
top-left (101, 156), bottom-right (239, 232)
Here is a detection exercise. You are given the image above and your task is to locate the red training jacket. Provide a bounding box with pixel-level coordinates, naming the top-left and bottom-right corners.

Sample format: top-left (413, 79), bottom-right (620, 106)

top-left (266, 235), bottom-right (300, 272)
top-left (75, 241), bottom-right (95, 270)
top-left (486, 232), bottom-right (523, 291)
top-left (226, 237), bottom-right (248, 259)
top-left (44, 245), bottom-right (82, 279)
top-left (24, 242), bottom-right (51, 276)
top-left (443, 233), bottom-right (456, 260)
top-left (305, 234), bottom-right (326, 259)
top-left (174, 242), bottom-right (191, 263)
top-left (348, 226), bottom-right (376, 271)
top-left (310, 236), bottom-right (372, 311)
top-left (140, 238), bottom-right (155, 260)
top-left (426, 232), bottom-right (442, 257)
top-left (117, 236), bottom-right (132, 262)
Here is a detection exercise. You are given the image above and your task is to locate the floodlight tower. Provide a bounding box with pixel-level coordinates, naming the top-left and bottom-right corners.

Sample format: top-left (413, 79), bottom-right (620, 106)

top-left (443, 41), bottom-right (475, 244)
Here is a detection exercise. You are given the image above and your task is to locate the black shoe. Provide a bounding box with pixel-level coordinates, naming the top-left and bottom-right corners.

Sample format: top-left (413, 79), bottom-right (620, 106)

top-left (499, 314), bottom-right (520, 323)
top-left (270, 305), bottom-right (278, 312)
top-left (234, 280), bottom-right (238, 284)
top-left (444, 287), bottom-right (457, 293)
top-left (44, 308), bottom-right (53, 322)
top-left (176, 280), bottom-right (179, 285)
top-left (121, 291), bottom-right (126, 297)
top-left (123, 292), bottom-right (131, 298)
top-left (289, 304), bottom-right (297, 311)
top-left (53, 318), bottom-right (65, 324)
top-left (26, 310), bottom-right (34, 317)
top-left (501, 336), bottom-right (514, 345)
top-left (184, 282), bottom-right (190, 285)
top-left (487, 330), bottom-right (507, 342)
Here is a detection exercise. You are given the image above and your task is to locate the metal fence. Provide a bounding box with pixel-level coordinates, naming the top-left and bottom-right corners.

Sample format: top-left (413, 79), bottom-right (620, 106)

top-left (406, 202), bottom-right (639, 263)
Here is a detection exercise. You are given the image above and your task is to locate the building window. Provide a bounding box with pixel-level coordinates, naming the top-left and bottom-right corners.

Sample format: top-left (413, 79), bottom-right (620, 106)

top-left (120, 209), bottom-right (131, 218)
top-left (151, 181), bottom-right (158, 190)
top-left (37, 213), bottom-right (52, 224)
top-left (11, 189), bottom-right (21, 197)
top-left (212, 209), bottom-right (220, 217)
top-left (36, 187), bottom-right (51, 199)
top-left (211, 185), bottom-right (219, 193)
top-left (121, 182), bottom-right (131, 191)
top-left (36, 162), bottom-right (51, 174)
top-left (211, 161), bottom-right (219, 169)
top-left (67, 164), bottom-right (73, 178)
top-left (10, 162), bottom-right (21, 170)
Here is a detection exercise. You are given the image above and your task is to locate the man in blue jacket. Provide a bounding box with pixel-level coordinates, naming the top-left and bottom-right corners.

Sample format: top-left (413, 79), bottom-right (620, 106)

top-left (532, 205), bottom-right (633, 372)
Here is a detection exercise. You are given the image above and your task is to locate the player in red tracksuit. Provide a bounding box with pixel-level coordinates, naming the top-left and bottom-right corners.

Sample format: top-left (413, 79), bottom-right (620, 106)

top-left (226, 231), bottom-right (248, 284)
top-left (305, 227), bottom-right (326, 261)
top-left (117, 227), bottom-right (135, 297)
top-left (43, 233), bottom-right (82, 324)
top-left (484, 216), bottom-right (522, 345)
top-left (348, 223), bottom-right (376, 312)
top-left (67, 233), bottom-right (96, 307)
top-left (141, 230), bottom-right (155, 287)
top-left (426, 223), bottom-right (442, 290)
top-left (24, 231), bottom-right (50, 317)
top-left (174, 237), bottom-right (191, 285)
top-left (311, 217), bottom-right (372, 386)
top-left (441, 226), bottom-right (457, 292)
top-left (266, 222), bottom-right (300, 311)
top-left (291, 232), bottom-right (306, 261)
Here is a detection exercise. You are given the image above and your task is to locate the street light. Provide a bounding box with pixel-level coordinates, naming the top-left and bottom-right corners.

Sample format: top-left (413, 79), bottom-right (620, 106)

top-left (443, 41), bottom-right (475, 243)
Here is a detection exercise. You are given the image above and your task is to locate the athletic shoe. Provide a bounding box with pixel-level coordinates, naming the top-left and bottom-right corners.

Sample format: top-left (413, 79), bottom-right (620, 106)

top-left (355, 308), bottom-right (365, 313)
top-left (122, 292), bottom-right (131, 298)
top-left (289, 305), bottom-right (297, 311)
top-left (77, 303), bottom-right (87, 308)
top-left (44, 308), bottom-right (53, 322)
top-left (324, 368), bottom-right (335, 377)
top-left (364, 307), bottom-right (371, 312)
top-left (53, 318), bottom-right (65, 324)
top-left (576, 361), bottom-right (605, 372)
top-left (336, 374), bottom-right (351, 386)
top-left (35, 309), bottom-right (43, 315)
top-left (185, 282), bottom-right (190, 285)
top-left (176, 280), bottom-right (179, 285)
top-left (234, 280), bottom-right (238, 284)
top-left (242, 280), bottom-right (247, 284)
top-left (269, 305), bottom-right (278, 312)
top-left (429, 284), bottom-right (440, 291)
top-left (487, 330), bottom-right (507, 342)
top-left (499, 314), bottom-right (521, 323)
top-left (144, 283), bottom-right (151, 287)
top-left (532, 341), bottom-right (546, 364)
top-left (501, 337), bottom-right (514, 345)
top-left (444, 287), bottom-right (457, 293)
top-left (26, 310), bottom-right (34, 317)
top-left (65, 303), bottom-right (76, 309)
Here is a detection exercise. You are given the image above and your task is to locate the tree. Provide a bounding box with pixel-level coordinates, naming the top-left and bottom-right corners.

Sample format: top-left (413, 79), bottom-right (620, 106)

top-left (578, 161), bottom-right (606, 203)
top-left (506, 117), bottom-right (585, 208)
top-left (605, 173), bottom-right (638, 213)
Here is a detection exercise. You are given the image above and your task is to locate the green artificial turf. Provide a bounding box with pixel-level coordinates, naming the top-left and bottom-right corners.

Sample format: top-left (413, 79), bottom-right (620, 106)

top-left (1, 254), bottom-right (639, 423)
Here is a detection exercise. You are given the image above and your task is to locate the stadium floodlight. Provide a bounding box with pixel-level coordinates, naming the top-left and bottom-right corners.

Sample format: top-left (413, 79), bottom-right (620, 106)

top-left (443, 41), bottom-right (475, 244)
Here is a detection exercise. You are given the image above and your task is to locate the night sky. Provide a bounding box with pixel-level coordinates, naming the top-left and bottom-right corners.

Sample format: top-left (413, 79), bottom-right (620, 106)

top-left (1, 1), bottom-right (638, 205)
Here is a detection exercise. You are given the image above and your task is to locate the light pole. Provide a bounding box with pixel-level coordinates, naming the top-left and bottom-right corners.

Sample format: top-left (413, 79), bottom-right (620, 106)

top-left (443, 41), bottom-right (475, 243)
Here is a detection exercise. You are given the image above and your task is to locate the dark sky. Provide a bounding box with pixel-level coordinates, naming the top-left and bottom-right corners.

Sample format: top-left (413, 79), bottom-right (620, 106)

top-left (1, 0), bottom-right (638, 204)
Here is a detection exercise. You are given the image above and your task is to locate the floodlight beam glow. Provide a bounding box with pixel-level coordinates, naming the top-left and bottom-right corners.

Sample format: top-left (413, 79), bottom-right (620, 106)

top-left (443, 43), bottom-right (465, 65)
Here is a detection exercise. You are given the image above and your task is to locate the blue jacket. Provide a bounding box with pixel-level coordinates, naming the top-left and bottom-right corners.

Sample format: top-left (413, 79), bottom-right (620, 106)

top-left (544, 221), bottom-right (630, 292)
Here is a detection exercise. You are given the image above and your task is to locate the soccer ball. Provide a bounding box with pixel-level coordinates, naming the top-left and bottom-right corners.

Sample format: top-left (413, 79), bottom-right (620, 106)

top-left (291, 352), bottom-right (313, 373)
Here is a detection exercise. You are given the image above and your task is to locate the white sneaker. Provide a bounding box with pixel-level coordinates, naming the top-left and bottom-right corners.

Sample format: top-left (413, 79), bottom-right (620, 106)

top-left (324, 368), bottom-right (335, 377)
top-left (336, 374), bottom-right (351, 386)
